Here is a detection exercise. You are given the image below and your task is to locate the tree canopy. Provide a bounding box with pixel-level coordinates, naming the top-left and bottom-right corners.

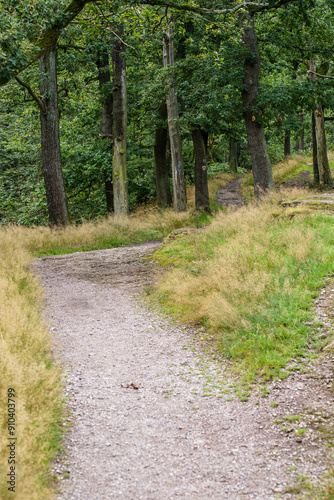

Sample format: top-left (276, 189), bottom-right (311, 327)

top-left (1, 0), bottom-right (334, 224)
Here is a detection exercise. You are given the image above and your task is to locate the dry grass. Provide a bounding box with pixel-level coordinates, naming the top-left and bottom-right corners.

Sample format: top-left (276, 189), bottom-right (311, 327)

top-left (242, 154), bottom-right (313, 200)
top-left (9, 209), bottom-right (198, 256)
top-left (0, 232), bottom-right (62, 499)
top-left (271, 154), bottom-right (312, 183)
top-left (152, 186), bottom-right (334, 380)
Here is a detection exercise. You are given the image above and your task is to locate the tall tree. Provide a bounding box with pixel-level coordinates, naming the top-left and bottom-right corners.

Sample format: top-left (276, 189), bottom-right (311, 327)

top-left (154, 101), bottom-right (173, 209)
top-left (38, 44), bottom-right (69, 226)
top-left (97, 48), bottom-right (114, 213)
top-left (229, 140), bottom-right (239, 172)
top-left (192, 128), bottom-right (210, 211)
top-left (240, 10), bottom-right (273, 197)
top-left (309, 59), bottom-right (332, 185)
top-left (163, 27), bottom-right (187, 212)
top-left (112, 24), bottom-right (129, 216)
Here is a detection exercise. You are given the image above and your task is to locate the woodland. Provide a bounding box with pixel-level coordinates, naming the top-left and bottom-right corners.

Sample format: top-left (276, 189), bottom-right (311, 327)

top-left (4, 2), bottom-right (334, 498)
top-left (1, 0), bottom-right (334, 225)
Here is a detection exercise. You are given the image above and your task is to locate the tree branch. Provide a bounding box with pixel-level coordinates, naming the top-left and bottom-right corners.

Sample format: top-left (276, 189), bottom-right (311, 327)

top-left (307, 70), bottom-right (334, 80)
top-left (58, 44), bottom-right (86, 51)
top-left (133, 0), bottom-right (270, 15)
top-left (14, 76), bottom-right (47, 114)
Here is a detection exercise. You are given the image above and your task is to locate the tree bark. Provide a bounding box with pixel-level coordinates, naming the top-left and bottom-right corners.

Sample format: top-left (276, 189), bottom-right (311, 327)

top-left (112, 24), bottom-right (129, 216)
top-left (295, 114), bottom-right (304, 151)
top-left (312, 111), bottom-right (320, 185)
top-left (240, 11), bottom-right (273, 197)
top-left (177, 19), bottom-right (209, 211)
top-left (154, 102), bottom-right (172, 209)
top-left (284, 130), bottom-right (291, 157)
top-left (163, 28), bottom-right (187, 212)
top-left (229, 140), bottom-right (238, 172)
top-left (97, 49), bottom-right (114, 214)
top-left (192, 128), bottom-right (210, 211)
top-left (314, 105), bottom-right (332, 184)
top-left (38, 44), bottom-right (69, 226)
top-left (309, 59), bottom-right (332, 185)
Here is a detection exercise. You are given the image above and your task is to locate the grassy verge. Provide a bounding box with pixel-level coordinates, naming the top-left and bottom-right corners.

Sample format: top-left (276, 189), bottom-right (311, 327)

top-left (0, 232), bottom-right (63, 499)
top-left (17, 209), bottom-right (211, 257)
top-left (150, 187), bottom-right (334, 382)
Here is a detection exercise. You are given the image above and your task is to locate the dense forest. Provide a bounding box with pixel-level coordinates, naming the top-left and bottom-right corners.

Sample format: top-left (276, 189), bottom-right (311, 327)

top-left (1, 0), bottom-right (334, 226)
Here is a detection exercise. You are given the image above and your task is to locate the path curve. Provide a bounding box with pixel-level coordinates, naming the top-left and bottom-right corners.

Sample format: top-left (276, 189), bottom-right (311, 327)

top-left (34, 243), bottom-right (334, 499)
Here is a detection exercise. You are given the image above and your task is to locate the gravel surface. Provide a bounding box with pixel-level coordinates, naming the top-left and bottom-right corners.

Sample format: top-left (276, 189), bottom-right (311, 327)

top-left (34, 242), bottom-right (334, 499)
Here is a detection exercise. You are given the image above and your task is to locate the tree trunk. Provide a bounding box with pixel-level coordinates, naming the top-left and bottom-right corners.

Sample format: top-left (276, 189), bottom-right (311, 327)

top-left (163, 28), bottom-right (187, 212)
top-left (284, 130), bottom-right (291, 157)
top-left (314, 105), bottom-right (332, 184)
top-left (112, 24), bottom-right (128, 216)
top-left (192, 128), bottom-right (210, 212)
top-left (312, 111), bottom-right (320, 185)
top-left (154, 102), bottom-right (172, 209)
top-left (295, 115), bottom-right (304, 151)
top-left (309, 58), bottom-right (332, 185)
top-left (229, 140), bottom-right (238, 172)
top-left (97, 49), bottom-right (114, 214)
top-left (38, 44), bottom-right (69, 226)
top-left (177, 20), bottom-right (209, 211)
top-left (240, 11), bottom-right (273, 197)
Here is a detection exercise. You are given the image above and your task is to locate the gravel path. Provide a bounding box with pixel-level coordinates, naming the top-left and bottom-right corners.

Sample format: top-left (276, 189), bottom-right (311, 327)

top-left (34, 242), bottom-right (334, 499)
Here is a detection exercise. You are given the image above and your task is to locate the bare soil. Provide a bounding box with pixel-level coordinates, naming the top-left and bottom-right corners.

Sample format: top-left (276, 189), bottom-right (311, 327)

top-left (215, 170), bottom-right (312, 210)
top-left (215, 179), bottom-right (244, 209)
top-left (34, 242), bottom-right (334, 499)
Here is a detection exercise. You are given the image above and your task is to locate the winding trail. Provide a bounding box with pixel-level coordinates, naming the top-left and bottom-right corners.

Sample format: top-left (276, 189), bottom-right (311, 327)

top-left (34, 242), bottom-right (334, 499)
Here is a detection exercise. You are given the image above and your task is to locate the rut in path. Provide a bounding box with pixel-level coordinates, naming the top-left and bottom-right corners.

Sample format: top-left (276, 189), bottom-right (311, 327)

top-left (35, 242), bottom-right (334, 499)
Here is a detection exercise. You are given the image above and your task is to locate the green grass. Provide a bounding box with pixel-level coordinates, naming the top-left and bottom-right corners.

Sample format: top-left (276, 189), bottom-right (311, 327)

top-left (150, 190), bottom-right (334, 382)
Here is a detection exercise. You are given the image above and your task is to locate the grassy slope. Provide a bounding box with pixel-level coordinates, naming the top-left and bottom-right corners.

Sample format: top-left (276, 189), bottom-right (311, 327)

top-left (1, 154), bottom-right (333, 497)
top-left (151, 157), bottom-right (334, 381)
top-left (151, 190), bottom-right (334, 381)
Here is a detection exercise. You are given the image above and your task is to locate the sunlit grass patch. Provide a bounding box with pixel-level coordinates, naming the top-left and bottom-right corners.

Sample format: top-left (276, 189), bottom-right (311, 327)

top-left (151, 188), bottom-right (334, 381)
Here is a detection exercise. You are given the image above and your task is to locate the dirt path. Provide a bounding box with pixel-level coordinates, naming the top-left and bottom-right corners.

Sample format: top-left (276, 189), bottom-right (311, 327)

top-left (34, 243), bottom-right (334, 499)
top-left (215, 179), bottom-right (244, 209)
top-left (215, 170), bottom-right (312, 210)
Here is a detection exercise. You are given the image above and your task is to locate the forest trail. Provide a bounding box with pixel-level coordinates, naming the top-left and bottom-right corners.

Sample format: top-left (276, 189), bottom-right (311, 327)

top-left (35, 242), bottom-right (334, 500)
top-left (215, 169), bottom-right (313, 210)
